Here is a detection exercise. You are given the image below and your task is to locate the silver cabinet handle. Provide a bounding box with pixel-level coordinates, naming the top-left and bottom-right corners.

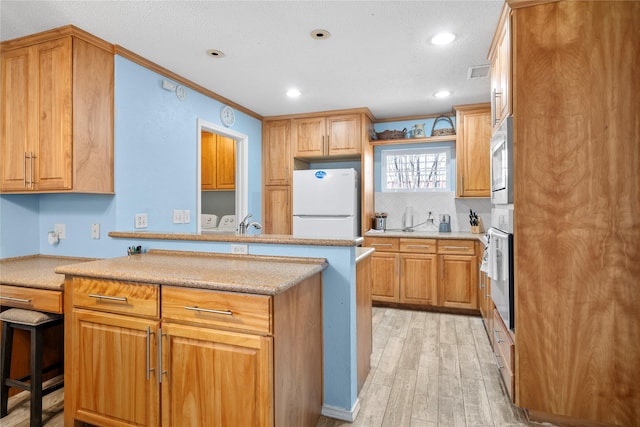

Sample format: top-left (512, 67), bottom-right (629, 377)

top-left (23, 152), bottom-right (28, 188)
top-left (443, 245), bottom-right (469, 250)
top-left (184, 306), bottom-right (233, 316)
top-left (493, 327), bottom-right (504, 343)
top-left (146, 327), bottom-right (155, 380)
top-left (0, 296), bottom-right (32, 304)
top-left (157, 328), bottom-right (167, 383)
top-left (371, 243), bottom-right (392, 247)
top-left (29, 152), bottom-right (34, 188)
top-left (406, 245), bottom-right (430, 249)
top-left (494, 352), bottom-right (504, 369)
top-left (88, 293), bottom-right (128, 302)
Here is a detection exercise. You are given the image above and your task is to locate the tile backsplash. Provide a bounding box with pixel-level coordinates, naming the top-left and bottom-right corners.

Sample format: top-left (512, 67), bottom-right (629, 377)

top-left (374, 192), bottom-right (491, 233)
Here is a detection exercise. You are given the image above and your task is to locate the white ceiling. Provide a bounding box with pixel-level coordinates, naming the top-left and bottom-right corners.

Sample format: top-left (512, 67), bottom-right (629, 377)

top-left (0, 1), bottom-right (503, 119)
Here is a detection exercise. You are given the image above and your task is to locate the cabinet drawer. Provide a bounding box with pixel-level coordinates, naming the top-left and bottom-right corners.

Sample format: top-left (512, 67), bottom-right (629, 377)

top-left (364, 237), bottom-right (399, 252)
top-left (0, 285), bottom-right (63, 314)
top-left (493, 308), bottom-right (514, 399)
top-left (400, 238), bottom-right (437, 254)
top-left (437, 239), bottom-right (476, 255)
top-left (162, 286), bottom-right (272, 335)
top-left (71, 278), bottom-right (159, 318)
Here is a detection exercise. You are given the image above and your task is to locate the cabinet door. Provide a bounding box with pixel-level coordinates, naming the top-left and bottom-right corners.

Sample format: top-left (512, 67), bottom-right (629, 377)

top-left (439, 255), bottom-right (478, 310)
top-left (33, 37), bottom-right (73, 191)
top-left (327, 114), bottom-right (361, 157)
top-left (400, 253), bottom-right (438, 306)
top-left (72, 309), bottom-right (160, 427)
top-left (371, 252), bottom-right (399, 302)
top-left (216, 135), bottom-right (236, 189)
top-left (201, 131), bottom-right (218, 190)
top-left (1, 46), bottom-right (35, 191)
top-left (456, 107), bottom-right (491, 197)
top-left (292, 116), bottom-right (326, 157)
top-left (263, 119), bottom-right (291, 186)
top-left (263, 185), bottom-right (291, 235)
top-left (161, 322), bottom-right (273, 427)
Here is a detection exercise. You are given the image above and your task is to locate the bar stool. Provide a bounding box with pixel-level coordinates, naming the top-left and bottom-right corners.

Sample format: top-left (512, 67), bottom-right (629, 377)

top-left (0, 308), bottom-right (64, 427)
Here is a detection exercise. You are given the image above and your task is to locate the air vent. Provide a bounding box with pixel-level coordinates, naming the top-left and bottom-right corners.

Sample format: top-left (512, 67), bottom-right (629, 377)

top-left (467, 65), bottom-right (490, 79)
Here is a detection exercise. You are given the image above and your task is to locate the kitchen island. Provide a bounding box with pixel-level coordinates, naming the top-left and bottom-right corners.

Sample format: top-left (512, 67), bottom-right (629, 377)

top-left (56, 250), bottom-right (327, 427)
top-left (104, 231), bottom-right (368, 421)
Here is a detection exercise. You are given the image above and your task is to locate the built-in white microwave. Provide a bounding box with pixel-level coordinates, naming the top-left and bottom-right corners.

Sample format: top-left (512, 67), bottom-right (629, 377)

top-left (490, 116), bottom-right (513, 205)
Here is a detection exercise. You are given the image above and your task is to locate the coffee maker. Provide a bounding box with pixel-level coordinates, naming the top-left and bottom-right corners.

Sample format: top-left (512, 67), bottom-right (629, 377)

top-left (438, 214), bottom-right (451, 232)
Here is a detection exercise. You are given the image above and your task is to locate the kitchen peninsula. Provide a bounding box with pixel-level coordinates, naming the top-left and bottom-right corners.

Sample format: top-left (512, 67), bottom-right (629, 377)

top-left (56, 249), bottom-right (327, 426)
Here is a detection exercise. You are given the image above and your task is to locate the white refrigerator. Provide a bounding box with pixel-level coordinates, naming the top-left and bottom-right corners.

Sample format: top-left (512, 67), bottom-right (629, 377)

top-left (293, 168), bottom-right (359, 238)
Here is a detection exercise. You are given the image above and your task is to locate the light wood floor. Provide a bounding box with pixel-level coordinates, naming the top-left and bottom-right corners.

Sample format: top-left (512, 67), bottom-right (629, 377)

top-left (2, 307), bottom-right (546, 427)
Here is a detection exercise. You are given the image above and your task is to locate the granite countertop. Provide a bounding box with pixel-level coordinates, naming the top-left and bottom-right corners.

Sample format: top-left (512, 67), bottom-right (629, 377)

top-left (356, 247), bottom-right (375, 263)
top-left (109, 231), bottom-right (363, 247)
top-left (0, 255), bottom-right (96, 290)
top-left (364, 230), bottom-right (485, 241)
top-left (55, 250), bottom-right (328, 296)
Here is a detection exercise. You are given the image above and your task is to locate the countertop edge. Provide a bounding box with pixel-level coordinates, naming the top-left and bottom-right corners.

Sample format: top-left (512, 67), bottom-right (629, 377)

top-left (55, 251), bottom-right (329, 296)
top-left (356, 247), bottom-right (375, 263)
top-left (109, 231), bottom-right (363, 247)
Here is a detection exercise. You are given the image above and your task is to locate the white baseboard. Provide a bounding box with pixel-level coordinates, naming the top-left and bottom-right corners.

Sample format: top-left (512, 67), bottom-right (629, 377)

top-left (321, 399), bottom-right (361, 422)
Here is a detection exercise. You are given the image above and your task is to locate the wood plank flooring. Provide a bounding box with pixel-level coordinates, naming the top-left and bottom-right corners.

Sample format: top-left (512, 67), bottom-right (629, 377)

top-left (317, 307), bottom-right (543, 427)
top-left (2, 307), bottom-right (546, 427)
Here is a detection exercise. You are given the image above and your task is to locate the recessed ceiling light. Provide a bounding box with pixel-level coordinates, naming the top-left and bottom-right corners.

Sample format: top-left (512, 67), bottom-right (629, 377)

top-left (310, 29), bottom-right (331, 40)
top-left (286, 88), bottom-right (302, 98)
top-left (431, 32), bottom-right (456, 45)
top-left (206, 49), bottom-right (225, 58)
top-left (434, 90), bottom-right (452, 98)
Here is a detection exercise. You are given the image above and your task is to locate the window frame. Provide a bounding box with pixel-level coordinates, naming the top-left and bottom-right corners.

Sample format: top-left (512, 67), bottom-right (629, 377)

top-left (380, 145), bottom-right (453, 192)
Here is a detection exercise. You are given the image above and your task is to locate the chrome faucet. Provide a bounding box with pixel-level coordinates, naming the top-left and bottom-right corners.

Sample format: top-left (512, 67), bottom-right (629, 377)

top-left (238, 214), bottom-right (262, 235)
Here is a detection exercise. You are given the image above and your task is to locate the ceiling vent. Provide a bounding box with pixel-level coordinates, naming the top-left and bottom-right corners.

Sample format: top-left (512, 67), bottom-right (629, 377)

top-left (467, 64), bottom-right (490, 79)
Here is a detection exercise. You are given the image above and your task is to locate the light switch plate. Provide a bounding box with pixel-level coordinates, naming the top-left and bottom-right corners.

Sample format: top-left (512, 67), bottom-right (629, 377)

top-left (91, 223), bottom-right (100, 239)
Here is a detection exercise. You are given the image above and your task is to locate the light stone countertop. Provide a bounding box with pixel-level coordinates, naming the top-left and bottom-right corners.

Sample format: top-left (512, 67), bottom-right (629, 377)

top-left (364, 230), bottom-right (485, 241)
top-left (55, 250), bottom-right (328, 296)
top-left (109, 231), bottom-right (363, 247)
top-left (0, 255), bottom-right (96, 290)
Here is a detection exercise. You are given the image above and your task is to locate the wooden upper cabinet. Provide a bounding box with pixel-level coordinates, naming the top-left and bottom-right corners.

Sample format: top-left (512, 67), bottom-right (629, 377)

top-left (488, 4), bottom-right (511, 129)
top-left (292, 114), bottom-right (361, 159)
top-left (0, 30), bottom-right (114, 193)
top-left (454, 104), bottom-right (492, 197)
top-left (202, 131), bottom-right (235, 191)
top-left (263, 119), bottom-right (291, 186)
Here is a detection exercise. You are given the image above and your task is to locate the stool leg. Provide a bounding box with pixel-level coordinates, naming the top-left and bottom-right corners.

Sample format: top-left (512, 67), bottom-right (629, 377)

top-left (1, 322), bottom-right (14, 417)
top-left (30, 325), bottom-right (44, 427)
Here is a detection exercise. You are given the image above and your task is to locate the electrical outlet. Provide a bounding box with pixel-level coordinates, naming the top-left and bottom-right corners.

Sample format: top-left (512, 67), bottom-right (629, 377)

top-left (54, 223), bottom-right (66, 239)
top-left (135, 213), bottom-right (148, 229)
top-left (91, 223), bottom-right (100, 239)
top-left (183, 210), bottom-right (191, 224)
top-left (230, 244), bottom-right (248, 254)
top-left (173, 209), bottom-right (184, 224)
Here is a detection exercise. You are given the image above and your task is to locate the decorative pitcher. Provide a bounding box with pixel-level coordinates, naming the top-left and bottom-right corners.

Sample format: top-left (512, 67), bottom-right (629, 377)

top-left (414, 123), bottom-right (426, 138)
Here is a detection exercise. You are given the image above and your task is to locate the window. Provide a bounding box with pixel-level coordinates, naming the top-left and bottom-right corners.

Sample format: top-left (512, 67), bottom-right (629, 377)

top-left (381, 146), bottom-right (452, 192)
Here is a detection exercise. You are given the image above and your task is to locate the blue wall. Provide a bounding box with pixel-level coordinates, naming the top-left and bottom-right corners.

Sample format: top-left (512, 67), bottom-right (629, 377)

top-left (0, 56), bottom-right (361, 416)
top-left (0, 56), bottom-right (263, 259)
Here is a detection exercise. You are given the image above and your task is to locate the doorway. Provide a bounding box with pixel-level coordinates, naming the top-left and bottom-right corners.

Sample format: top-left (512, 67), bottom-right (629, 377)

top-left (196, 119), bottom-right (248, 233)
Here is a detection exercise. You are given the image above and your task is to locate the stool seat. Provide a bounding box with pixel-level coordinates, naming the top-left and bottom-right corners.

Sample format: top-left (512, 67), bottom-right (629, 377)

top-left (0, 308), bottom-right (61, 326)
top-left (1, 308), bottom-right (64, 427)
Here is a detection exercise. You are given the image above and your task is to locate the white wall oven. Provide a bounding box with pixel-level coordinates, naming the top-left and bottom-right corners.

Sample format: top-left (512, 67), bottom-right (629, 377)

top-left (486, 225), bottom-right (514, 330)
top-left (490, 116), bottom-right (513, 205)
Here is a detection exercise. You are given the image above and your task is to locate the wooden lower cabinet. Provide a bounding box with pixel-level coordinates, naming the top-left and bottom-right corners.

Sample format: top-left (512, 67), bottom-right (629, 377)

top-left (400, 253), bottom-right (437, 305)
top-left (72, 310), bottom-right (160, 427)
top-left (370, 251), bottom-right (399, 302)
top-left (439, 254), bottom-right (478, 310)
top-left (160, 323), bottom-right (272, 426)
top-left (366, 236), bottom-right (478, 310)
top-left (66, 274), bottom-right (322, 427)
